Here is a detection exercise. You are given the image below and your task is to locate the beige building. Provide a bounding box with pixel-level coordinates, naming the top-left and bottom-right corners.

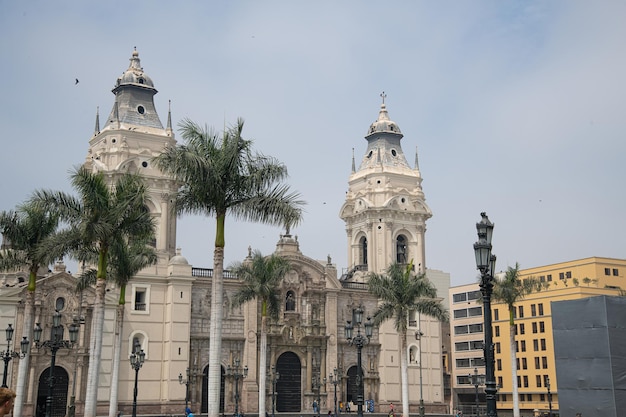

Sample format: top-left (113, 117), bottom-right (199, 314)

top-left (449, 257), bottom-right (625, 416)
top-left (0, 49), bottom-right (449, 417)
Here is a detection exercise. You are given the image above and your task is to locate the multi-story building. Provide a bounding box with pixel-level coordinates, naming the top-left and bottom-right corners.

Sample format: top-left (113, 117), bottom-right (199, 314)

top-left (449, 257), bottom-right (625, 417)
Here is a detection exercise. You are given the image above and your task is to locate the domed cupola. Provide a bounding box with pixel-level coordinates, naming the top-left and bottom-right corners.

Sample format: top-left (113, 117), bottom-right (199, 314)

top-left (103, 48), bottom-right (164, 131)
top-left (358, 93), bottom-right (411, 172)
top-left (114, 48), bottom-right (156, 90)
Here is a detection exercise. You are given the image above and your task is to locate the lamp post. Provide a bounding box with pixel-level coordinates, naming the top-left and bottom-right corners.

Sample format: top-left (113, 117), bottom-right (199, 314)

top-left (179, 367), bottom-right (195, 410)
top-left (469, 367), bottom-right (485, 417)
top-left (33, 310), bottom-right (79, 417)
top-left (415, 330), bottom-right (424, 417)
top-left (312, 372), bottom-right (325, 417)
top-left (329, 368), bottom-right (341, 417)
top-left (546, 376), bottom-right (552, 417)
top-left (130, 342), bottom-right (146, 417)
top-left (473, 212), bottom-right (498, 417)
top-left (226, 358), bottom-right (248, 417)
top-left (1, 324), bottom-right (29, 388)
top-left (271, 365), bottom-right (279, 417)
top-left (345, 306), bottom-right (373, 417)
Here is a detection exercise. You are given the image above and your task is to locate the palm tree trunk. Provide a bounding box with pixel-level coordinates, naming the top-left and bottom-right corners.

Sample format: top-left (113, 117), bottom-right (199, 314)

top-left (208, 243), bottom-right (225, 417)
top-left (259, 316), bottom-right (267, 417)
top-left (400, 332), bottom-right (409, 417)
top-left (109, 303), bottom-right (125, 417)
top-left (84, 277), bottom-right (107, 417)
top-left (13, 289), bottom-right (34, 417)
top-left (509, 310), bottom-right (520, 417)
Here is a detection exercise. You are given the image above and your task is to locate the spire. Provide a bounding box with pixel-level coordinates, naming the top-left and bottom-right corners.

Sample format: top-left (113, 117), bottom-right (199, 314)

top-left (94, 106), bottom-right (100, 135)
top-left (166, 99), bottom-right (172, 134)
top-left (351, 148), bottom-right (356, 173)
top-left (414, 146), bottom-right (420, 170)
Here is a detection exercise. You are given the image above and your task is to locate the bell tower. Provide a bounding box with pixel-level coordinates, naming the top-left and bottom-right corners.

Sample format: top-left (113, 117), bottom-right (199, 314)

top-left (340, 93), bottom-right (432, 278)
top-left (84, 48), bottom-right (179, 266)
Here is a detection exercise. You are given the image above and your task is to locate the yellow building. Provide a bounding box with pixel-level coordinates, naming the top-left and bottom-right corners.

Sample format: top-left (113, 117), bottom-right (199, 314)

top-left (492, 256), bottom-right (625, 416)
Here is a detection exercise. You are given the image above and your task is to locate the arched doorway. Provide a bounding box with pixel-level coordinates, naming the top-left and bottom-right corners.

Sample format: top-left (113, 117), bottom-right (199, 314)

top-left (201, 365), bottom-right (225, 414)
top-left (36, 366), bottom-right (69, 417)
top-left (346, 366), bottom-right (364, 404)
top-left (276, 352), bottom-right (301, 412)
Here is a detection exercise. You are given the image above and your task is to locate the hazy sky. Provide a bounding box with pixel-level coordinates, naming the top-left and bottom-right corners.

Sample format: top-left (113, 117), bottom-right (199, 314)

top-left (1, 1), bottom-right (625, 286)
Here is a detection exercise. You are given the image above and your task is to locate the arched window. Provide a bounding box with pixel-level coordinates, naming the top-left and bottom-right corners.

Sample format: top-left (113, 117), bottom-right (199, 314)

top-left (396, 235), bottom-right (407, 264)
top-left (285, 291), bottom-right (296, 311)
top-left (360, 236), bottom-right (368, 265)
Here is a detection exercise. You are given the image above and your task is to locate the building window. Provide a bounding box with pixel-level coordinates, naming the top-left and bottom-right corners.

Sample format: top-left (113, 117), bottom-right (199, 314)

top-left (536, 375), bottom-right (542, 387)
top-left (532, 322), bottom-right (538, 333)
top-left (497, 359), bottom-right (502, 371)
top-left (396, 235), bottom-right (407, 264)
top-left (494, 309), bottom-right (499, 321)
top-left (540, 393), bottom-right (545, 401)
top-left (559, 272), bottom-right (565, 280)
top-left (467, 290), bottom-right (481, 301)
top-left (516, 358), bottom-right (520, 370)
top-left (531, 304), bottom-right (537, 317)
top-left (605, 268), bottom-right (611, 275)
top-left (519, 306), bottom-right (524, 318)
top-left (541, 339), bottom-right (547, 351)
top-left (521, 340), bottom-right (526, 352)
top-left (470, 340), bottom-right (484, 350)
top-left (539, 275), bottom-right (545, 282)
top-left (540, 321), bottom-right (545, 333)
top-left (498, 376), bottom-right (503, 389)
top-left (456, 358), bottom-right (470, 368)
top-left (515, 341), bottom-right (519, 352)
top-left (538, 303), bottom-right (544, 316)
top-left (472, 357), bottom-right (485, 367)
top-left (360, 236), bottom-right (368, 265)
top-left (517, 376), bottom-right (521, 388)
top-left (454, 309), bottom-right (468, 319)
top-left (522, 358), bottom-right (528, 370)
top-left (566, 271), bottom-right (572, 278)
top-left (527, 394), bottom-right (532, 401)
top-left (132, 285), bottom-right (150, 313)
top-left (455, 342), bottom-right (470, 351)
top-left (547, 274), bottom-right (552, 281)
top-left (533, 340), bottom-right (539, 352)
top-left (453, 293), bottom-right (467, 303)
top-left (495, 326), bottom-right (500, 337)
top-left (495, 342), bottom-right (501, 354)
top-left (285, 291), bottom-right (296, 311)
top-left (613, 268), bottom-right (619, 276)
top-left (535, 357), bottom-right (540, 369)
top-left (468, 306), bottom-right (482, 316)
top-left (523, 375), bottom-right (529, 387)
top-left (520, 323), bottom-right (525, 334)
top-left (468, 323), bottom-right (483, 333)
top-left (454, 325), bottom-right (469, 335)
top-left (542, 357), bottom-right (548, 369)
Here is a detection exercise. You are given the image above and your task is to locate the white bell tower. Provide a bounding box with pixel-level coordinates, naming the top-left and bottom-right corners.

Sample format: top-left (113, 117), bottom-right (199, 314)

top-left (340, 93), bottom-right (432, 278)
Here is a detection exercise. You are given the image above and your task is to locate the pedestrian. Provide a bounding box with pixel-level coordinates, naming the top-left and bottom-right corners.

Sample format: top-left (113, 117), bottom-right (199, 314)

top-left (313, 400), bottom-right (319, 415)
top-left (185, 407), bottom-right (194, 417)
top-left (346, 402), bottom-right (351, 413)
top-left (0, 388), bottom-right (16, 417)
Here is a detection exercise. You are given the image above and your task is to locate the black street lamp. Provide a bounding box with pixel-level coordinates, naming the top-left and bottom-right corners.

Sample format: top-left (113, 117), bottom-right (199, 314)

top-left (1, 324), bottom-right (29, 388)
top-left (473, 212), bottom-right (498, 417)
top-left (469, 367), bottom-right (485, 417)
top-left (546, 376), bottom-right (552, 417)
top-left (345, 306), bottom-right (373, 417)
top-left (33, 310), bottom-right (79, 417)
top-left (415, 330), bottom-right (425, 417)
top-left (179, 367), bottom-right (196, 410)
top-left (130, 341), bottom-right (146, 417)
top-left (329, 368), bottom-right (341, 417)
top-left (271, 365), bottom-right (279, 417)
top-left (226, 358), bottom-right (248, 417)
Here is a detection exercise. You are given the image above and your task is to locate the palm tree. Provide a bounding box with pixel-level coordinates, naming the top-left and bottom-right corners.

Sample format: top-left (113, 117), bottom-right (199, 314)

top-left (0, 203), bottom-right (58, 417)
top-left (368, 262), bottom-right (448, 417)
top-left (106, 238), bottom-right (157, 417)
top-left (32, 166), bottom-right (155, 417)
top-left (153, 118), bottom-right (304, 417)
top-left (230, 250), bottom-right (291, 417)
top-left (491, 263), bottom-right (542, 417)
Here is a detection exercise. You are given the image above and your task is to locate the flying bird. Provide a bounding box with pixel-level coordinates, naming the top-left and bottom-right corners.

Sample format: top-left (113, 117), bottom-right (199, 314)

top-left (75, 78), bottom-right (79, 85)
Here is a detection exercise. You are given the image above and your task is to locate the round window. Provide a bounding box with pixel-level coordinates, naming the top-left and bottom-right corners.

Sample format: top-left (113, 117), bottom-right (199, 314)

top-left (137, 106), bottom-right (145, 114)
top-left (142, 161), bottom-right (148, 168)
top-left (56, 297), bottom-right (65, 311)
top-left (391, 149), bottom-right (397, 157)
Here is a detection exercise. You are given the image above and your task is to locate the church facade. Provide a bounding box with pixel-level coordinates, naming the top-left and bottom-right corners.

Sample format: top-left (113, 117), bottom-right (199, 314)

top-left (0, 50), bottom-right (448, 417)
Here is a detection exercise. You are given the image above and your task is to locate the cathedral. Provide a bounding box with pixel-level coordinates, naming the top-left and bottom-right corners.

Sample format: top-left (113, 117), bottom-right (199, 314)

top-left (0, 49), bottom-right (449, 417)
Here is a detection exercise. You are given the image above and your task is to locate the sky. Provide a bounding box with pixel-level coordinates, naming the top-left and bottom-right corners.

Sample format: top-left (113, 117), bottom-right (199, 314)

top-left (1, 1), bottom-right (625, 287)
